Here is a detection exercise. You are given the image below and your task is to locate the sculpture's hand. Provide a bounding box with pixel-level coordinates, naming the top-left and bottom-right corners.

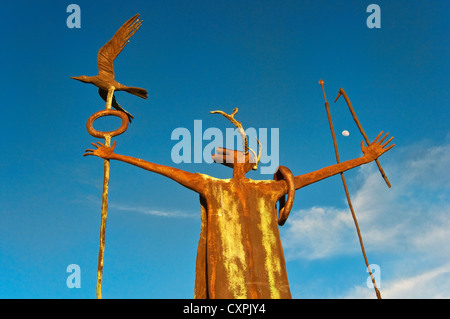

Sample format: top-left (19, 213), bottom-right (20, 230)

top-left (361, 131), bottom-right (395, 162)
top-left (84, 141), bottom-right (117, 160)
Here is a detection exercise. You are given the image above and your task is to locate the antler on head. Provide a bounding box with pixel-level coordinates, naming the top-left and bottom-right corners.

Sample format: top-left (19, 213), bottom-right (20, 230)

top-left (210, 108), bottom-right (248, 154)
top-left (248, 137), bottom-right (262, 170)
top-left (210, 108), bottom-right (262, 170)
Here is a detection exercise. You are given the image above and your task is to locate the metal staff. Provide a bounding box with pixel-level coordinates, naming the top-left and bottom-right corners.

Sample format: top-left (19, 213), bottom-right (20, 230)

top-left (97, 86), bottom-right (113, 299)
top-left (86, 86), bottom-right (129, 298)
top-left (319, 80), bottom-right (382, 299)
top-left (76, 13), bottom-right (145, 298)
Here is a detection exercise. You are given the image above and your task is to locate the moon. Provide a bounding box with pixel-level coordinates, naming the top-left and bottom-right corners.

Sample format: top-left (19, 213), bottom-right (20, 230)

top-left (342, 130), bottom-right (349, 137)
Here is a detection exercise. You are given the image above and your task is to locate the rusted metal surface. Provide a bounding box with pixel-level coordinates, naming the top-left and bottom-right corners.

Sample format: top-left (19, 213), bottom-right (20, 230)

top-left (84, 105), bottom-right (394, 298)
top-left (86, 109), bottom-right (129, 139)
top-left (88, 86), bottom-right (130, 299)
top-left (273, 166), bottom-right (295, 226)
top-left (74, 13), bottom-right (147, 298)
top-left (320, 80), bottom-right (387, 299)
top-left (85, 86), bottom-right (131, 299)
top-left (194, 176), bottom-right (291, 298)
top-left (210, 108), bottom-right (262, 170)
top-left (72, 14), bottom-right (148, 122)
top-left (335, 88), bottom-right (391, 188)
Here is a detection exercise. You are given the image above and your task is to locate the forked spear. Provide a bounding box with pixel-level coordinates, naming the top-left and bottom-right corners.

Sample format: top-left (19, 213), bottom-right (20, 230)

top-left (335, 88), bottom-right (391, 188)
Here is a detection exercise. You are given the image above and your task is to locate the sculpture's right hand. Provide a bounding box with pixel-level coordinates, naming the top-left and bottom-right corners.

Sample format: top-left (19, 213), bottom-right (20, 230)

top-left (84, 141), bottom-right (116, 159)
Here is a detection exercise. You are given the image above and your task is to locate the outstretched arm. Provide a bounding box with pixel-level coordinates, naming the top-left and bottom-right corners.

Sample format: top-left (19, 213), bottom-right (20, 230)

top-left (84, 141), bottom-right (207, 195)
top-left (294, 131), bottom-right (395, 190)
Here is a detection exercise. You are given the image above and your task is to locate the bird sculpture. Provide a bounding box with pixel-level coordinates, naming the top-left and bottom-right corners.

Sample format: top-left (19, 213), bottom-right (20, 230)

top-left (71, 14), bottom-right (148, 122)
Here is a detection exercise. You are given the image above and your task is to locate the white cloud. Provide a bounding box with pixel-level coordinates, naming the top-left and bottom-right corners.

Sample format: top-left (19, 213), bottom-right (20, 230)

top-left (282, 206), bottom-right (355, 260)
top-left (282, 139), bottom-right (450, 298)
top-left (344, 263), bottom-right (450, 299)
top-left (84, 194), bottom-right (196, 218)
top-left (110, 202), bottom-right (197, 218)
top-left (381, 264), bottom-right (450, 299)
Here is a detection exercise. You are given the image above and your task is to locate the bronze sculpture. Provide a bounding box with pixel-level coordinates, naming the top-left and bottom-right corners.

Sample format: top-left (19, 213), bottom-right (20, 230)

top-left (75, 13), bottom-right (395, 300)
top-left (71, 14), bottom-right (148, 122)
top-left (84, 107), bottom-right (394, 298)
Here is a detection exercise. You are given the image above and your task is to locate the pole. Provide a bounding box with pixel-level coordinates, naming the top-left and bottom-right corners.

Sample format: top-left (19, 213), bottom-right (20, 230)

top-left (96, 86), bottom-right (115, 299)
top-left (319, 80), bottom-right (382, 299)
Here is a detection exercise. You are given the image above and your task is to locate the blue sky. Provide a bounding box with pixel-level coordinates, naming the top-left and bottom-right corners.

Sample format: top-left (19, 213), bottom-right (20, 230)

top-left (0, 1), bottom-right (449, 298)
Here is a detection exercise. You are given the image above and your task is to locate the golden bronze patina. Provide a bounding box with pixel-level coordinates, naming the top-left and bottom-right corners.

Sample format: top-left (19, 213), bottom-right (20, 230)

top-left (74, 13), bottom-right (147, 298)
top-left (86, 86), bottom-right (130, 299)
top-left (84, 107), bottom-right (394, 299)
top-left (72, 14), bottom-right (148, 122)
top-left (321, 80), bottom-right (387, 299)
top-left (76, 13), bottom-right (395, 300)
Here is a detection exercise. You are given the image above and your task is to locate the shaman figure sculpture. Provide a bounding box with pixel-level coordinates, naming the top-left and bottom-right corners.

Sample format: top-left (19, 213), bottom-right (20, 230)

top-left (84, 107), bottom-right (394, 299)
top-left (77, 13), bottom-right (395, 300)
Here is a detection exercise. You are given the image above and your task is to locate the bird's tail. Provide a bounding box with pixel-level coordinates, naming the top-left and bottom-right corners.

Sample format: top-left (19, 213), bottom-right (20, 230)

top-left (112, 98), bottom-right (134, 123)
top-left (98, 88), bottom-right (135, 123)
top-left (115, 105), bottom-right (134, 123)
top-left (123, 87), bottom-right (148, 99)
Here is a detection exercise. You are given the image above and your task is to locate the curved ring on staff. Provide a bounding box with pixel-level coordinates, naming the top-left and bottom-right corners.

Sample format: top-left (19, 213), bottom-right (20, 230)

top-left (86, 109), bottom-right (129, 138)
top-left (273, 165), bottom-right (295, 226)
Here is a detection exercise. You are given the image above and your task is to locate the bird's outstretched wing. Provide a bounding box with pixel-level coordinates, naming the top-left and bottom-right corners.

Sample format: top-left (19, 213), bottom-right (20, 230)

top-left (97, 14), bottom-right (142, 80)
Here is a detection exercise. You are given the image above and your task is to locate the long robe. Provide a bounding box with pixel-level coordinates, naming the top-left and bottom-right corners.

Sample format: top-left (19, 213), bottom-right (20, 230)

top-left (193, 174), bottom-right (292, 299)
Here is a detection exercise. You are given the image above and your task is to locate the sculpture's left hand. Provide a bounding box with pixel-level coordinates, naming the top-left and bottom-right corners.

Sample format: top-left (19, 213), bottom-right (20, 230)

top-left (84, 141), bottom-right (117, 160)
top-left (361, 131), bottom-right (395, 162)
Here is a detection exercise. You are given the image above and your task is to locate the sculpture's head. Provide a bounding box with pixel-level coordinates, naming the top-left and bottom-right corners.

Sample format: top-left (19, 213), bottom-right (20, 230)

top-left (70, 75), bottom-right (91, 83)
top-left (210, 108), bottom-right (261, 176)
top-left (212, 146), bottom-right (258, 174)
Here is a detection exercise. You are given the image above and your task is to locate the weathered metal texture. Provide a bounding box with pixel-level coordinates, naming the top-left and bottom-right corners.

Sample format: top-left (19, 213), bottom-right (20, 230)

top-left (194, 175), bottom-right (291, 299)
top-left (84, 103), bottom-right (394, 299)
top-left (72, 13), bottom-right (148, 122)
top-left (273, 166), bottom-right (295, 226)
top-left (86, 86), bottom-right (129, 299)
top-left (76, 13), bottom-right (147, 298)
top-left (335, 88), bottom-right (391, 188)
top-left (86, 109), bottom-right (129, 139)
top-left (320, 80), bottom-right (386, 299)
